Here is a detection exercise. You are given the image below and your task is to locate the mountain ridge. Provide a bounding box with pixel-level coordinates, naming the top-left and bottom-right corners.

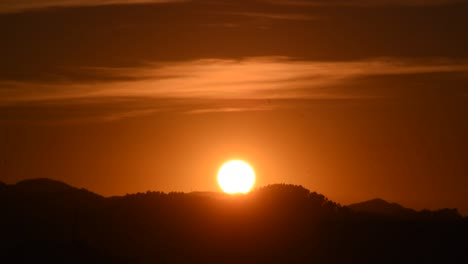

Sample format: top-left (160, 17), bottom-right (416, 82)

top-left (1, 178), bottom-right (466, 263)
top-left (1, 178), bottom-right (463, 218)
top-left (348, 198), bottom-right (416, 215)
top-left (0, 180), bottom-right (6, 190)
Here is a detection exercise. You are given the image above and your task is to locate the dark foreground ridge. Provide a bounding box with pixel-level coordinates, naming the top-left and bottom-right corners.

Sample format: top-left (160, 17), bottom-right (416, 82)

top-left (1, 179), bottom-right (467, 263)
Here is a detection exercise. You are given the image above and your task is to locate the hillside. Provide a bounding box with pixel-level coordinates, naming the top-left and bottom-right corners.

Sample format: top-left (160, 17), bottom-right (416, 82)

top-left (0, 179), bottom-right (466, 263)
top-left (348, 198), bottom-right (417, 216)
top-left (0, 181), bottom-right (6, 190)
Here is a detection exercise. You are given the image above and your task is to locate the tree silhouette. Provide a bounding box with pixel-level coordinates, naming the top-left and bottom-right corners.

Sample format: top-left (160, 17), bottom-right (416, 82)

top-left (1, 179), bottom-right (467, 263)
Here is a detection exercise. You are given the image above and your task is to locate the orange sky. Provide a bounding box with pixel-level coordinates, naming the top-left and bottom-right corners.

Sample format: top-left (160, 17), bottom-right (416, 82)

top-left (1, 0), bottom-right (468, 214)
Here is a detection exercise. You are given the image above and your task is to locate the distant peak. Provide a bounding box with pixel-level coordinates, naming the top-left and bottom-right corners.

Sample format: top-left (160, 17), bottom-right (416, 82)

top-left (352, 198), bottom-right (401, 206)
top-left (364, 198), bottom-right (397, 207)
top-left (14, 178), bottom-right (76, 192)
top-left (367, 198), bottom-right (388, 203)
top-left (16, 178), bottom-right (70, 185)
top-left (8, 178), bottom-right (102, 200)
top-left (348, 198), bottom-right (413, 216)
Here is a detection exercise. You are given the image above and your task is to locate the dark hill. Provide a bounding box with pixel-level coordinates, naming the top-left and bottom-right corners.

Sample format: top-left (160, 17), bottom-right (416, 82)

top-left (0, 181), bottom-right (6, 190)
top-left (4, 240), bottom-right (120, 264)
top-left (5, 178), bottom-right (102, 200)
top-left (187, 191), bottom-right (228, 199)
top-left (0, 180), bottom-right (466, 263)
top-left (13, 178), bottom-right (84, 193)
top-left (348, 198), bottom-right (416, 216)
top-left (348, 198), bottom-right (463, 221)
top-left (14, 178), bottom-right (73, 190)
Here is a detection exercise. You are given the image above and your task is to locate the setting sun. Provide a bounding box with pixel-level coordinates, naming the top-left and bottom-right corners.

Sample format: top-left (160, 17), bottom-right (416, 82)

top-left (217, 160), bottom-right (256, 194)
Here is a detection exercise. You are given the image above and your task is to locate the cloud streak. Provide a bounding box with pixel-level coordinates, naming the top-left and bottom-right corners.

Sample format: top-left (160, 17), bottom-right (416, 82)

top-left (0, 0), bottom-right (187, 13)
top-left (262, 0), bottom-right (468, 6)
top-left (4, 57), bottom-right (467, 101)
top-left (226, 12), bottom-right (318, 21)
top-left (5, 0), bottom-right (465, 14)
top-left (1, 57), bottom-right (468, 122)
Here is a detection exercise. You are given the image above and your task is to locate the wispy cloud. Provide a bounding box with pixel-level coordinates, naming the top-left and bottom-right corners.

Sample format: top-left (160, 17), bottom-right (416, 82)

top-left (262, 0), bottom-right (468, 6)
top-left (226, 12), bottom-right (318, 21)
top-left (1, 57), bottom-right (467, 122)
top-left (186, 106), bottom-right (275, 115)
top-left (0, 0), bottom-right (187, 13)
top-left (3, 57), bottom-right (468, 103)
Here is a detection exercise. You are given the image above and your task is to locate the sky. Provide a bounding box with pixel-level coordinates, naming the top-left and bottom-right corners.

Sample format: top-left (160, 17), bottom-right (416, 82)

top-left (1, 0), bottom-right (467, 213)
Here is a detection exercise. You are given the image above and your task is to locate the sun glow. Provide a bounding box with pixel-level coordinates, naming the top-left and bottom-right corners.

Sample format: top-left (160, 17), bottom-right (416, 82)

top-left (217, 160), bottom-right (256, 194)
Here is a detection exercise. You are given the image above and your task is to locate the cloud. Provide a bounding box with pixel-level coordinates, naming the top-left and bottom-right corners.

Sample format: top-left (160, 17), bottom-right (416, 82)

top-left (0, 0), bottom-right (187, 13)
top-left (186, 106), bottom-right (275, 115)
top-left (2, 1), bottom-right (467, 79)
top-left (3, 57), bottom-right (468, 103)
top-left (226, 12), bottom-right (318, 21)
top-left (262, 0), bottom-right (468, 6)
top-left (1, 57), bottom-right (467, 122)
top-left (4, 0), bottom-right (464, 14)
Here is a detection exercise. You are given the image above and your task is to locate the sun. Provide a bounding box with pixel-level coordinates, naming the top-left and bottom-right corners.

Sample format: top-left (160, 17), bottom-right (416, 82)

top-left (217, 160), bottom-right (256, 194)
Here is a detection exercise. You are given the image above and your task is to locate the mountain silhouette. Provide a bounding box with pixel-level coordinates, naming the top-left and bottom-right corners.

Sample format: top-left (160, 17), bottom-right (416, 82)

top-left (11, 178), bottom-right (81, 192)
top-left (6, 178), bottom-right (100, 196)
top-left (348, 198), bottom-right (463, 221)
top-left (1, 178), bottom-right (102, 201)
top-left (1, 179), bottom-right (467, 263)
top-left (348, 198), bottom-right (417, 216)
top-left (0, 180), bottom-right (6, 190)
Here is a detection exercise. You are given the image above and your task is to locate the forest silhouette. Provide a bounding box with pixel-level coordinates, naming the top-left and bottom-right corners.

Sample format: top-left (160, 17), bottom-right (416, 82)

top-left (1, 178), bottom-right (467, 263)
